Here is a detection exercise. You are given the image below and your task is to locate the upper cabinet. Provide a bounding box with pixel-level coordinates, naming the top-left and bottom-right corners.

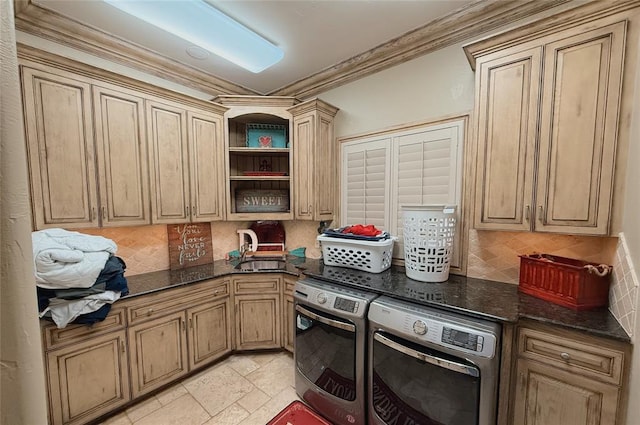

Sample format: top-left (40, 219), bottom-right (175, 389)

top-left (466, 16), bottom-right (626, 235)
top-left (20, 53), bottom-right (228, 229)
top-left (147, 99), bottom-right (227, 224)
top-left (22, 66), bottom-right (99, 229)
top-left (290, 99), bottom-right (339, 221)
top-left (215, 95), bottom-right (338, 222)
top-left (93, 84), bottom-right (150, 227)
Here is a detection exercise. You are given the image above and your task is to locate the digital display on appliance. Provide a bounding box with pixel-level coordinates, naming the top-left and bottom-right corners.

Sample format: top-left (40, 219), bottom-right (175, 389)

top-left (442, 327), bottom-right (479, 351)
top-left (334, 297), bottom-right (357, 313)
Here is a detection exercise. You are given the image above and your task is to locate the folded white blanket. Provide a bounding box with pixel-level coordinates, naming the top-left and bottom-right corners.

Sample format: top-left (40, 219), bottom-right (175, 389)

top-left (40, 290), bottom-right (121, 328)
top-left (33, 228), bottom-right (117, 289)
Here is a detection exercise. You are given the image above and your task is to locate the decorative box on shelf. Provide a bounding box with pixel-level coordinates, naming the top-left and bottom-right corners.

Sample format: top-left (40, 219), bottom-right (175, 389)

top-left (235, 189), bottom-right (289, 213)
top-left (518, 253), bottom-right (612, 310)
top-left (246, 123), bottom-right (287, 148)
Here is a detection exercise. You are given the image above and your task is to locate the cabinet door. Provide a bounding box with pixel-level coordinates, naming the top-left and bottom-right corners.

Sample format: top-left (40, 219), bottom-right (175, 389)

top-left (187, 298), bottom-right (232, 370)
top-left (535, 22), bottom-right (625, 235)
top-left (21, 67), bottom-right (98, 229)
top-left (147, 100), bottom-right (190, 223)
top-left (513, 359), bottom-right (619, 425)
top-left (283, 277), bottom-right (296, 353)
top-left (46, 331), bottom-right (130, 425)
top-left (188, 110), bottom-right (225, 221)
top-left (235, 294), bottom-right (281, 350)
top-left (128, 311), bottom-right (188, 398)
top-left (292, 110), bottom-right (336, 220)
top-left (473, 47), bottom-right (541, 231)
top-left (93, 85), bottom-right (150, 226)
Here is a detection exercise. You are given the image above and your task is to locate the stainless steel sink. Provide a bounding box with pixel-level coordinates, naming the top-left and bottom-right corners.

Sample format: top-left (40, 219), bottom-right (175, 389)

top-left (235, 259), bottom-right (287, 271)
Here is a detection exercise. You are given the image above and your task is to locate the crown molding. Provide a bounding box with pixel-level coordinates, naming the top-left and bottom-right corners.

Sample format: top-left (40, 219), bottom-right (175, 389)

top-left (463, 0), bottom-right (640, 70)
top-left (15, 0), bottom-right (574, 99)
top-left (270, 0), bottom-right (574, 98)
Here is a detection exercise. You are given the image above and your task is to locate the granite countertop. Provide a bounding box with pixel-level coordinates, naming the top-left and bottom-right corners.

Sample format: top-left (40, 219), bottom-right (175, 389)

top-left (124, 257), bottom-right (630, 343)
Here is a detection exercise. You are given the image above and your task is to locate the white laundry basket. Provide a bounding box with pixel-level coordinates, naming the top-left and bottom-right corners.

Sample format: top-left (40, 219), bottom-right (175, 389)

top-left (402, 205), bottom-right (456, 282)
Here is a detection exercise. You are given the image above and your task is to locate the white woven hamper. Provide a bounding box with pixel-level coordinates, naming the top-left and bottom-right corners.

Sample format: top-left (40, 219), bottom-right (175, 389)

top-left (402, 205), bottom-right (456, 282)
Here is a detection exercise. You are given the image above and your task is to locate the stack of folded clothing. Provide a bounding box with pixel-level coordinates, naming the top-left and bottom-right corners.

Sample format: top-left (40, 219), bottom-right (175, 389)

top-left (32, 228), bottom-right (129, 328)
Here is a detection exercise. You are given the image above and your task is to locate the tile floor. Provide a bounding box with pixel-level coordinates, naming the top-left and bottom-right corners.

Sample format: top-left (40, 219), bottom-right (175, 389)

top-left (100, 351), bottom-right (300, 425)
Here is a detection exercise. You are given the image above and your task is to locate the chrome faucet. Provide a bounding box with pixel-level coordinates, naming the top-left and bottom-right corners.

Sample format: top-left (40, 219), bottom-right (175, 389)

top-left (239, 242), bottom-right (250, 262)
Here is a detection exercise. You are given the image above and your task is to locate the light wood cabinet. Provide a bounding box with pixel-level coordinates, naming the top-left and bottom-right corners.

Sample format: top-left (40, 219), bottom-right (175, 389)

top-left (233, 275), bottom-right (282, 350)
top-left (46, 331), bottom-right (130, 425)
top-left (467, 18), bottom-right (626, 235)
top-left (93, 84), bottom-right (150, 226)
top-left (289, 99), bottom-right (339, 221)
top-left (41, 278), bottom-right (232, 424)
top-left (20, 56), bottom-right (227, 229)
top-left (512, 324), bottom-right (629, 425)
top-left (128, 311), bottom-right (188, 398)
top-left (147, 100), bottom-right (227, 224)
top-left (125, 278), bottom-right (231, 398)
top-left (283, 276), bottom-right (296, 353)
top-left (21, 66), bottom-right (98, 229)
top-left (187, 298), bottom-right (232, 369)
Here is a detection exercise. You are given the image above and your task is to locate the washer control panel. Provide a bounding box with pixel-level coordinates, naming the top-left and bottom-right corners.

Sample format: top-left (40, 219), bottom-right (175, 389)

top-left (368, 296), bottom-right (499, 359)
top-left (294, 278), bottom-right (378, 319)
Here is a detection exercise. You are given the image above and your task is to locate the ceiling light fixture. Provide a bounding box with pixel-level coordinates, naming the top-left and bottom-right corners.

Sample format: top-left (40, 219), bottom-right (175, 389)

top-left (103, 0), bottom-right (284, 73)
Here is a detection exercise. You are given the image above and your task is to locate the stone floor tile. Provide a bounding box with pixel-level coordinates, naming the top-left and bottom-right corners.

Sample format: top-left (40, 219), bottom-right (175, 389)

top-left (156, 383), bottom-right (189, 406)
top-left (236, 387), bottom-right (270, 413)
top-left (227, 354), bottom-right (261, 376)
top-left (184, 364), bottom-right (254, 417)
top-left (99, 412), bottom-right (132, 425)
top-left (204, 403), bottom-right (250, 425)
top-left (125, 396), bottom-right (162, 422)
top-left (133, 394), bottom-right (210, 425)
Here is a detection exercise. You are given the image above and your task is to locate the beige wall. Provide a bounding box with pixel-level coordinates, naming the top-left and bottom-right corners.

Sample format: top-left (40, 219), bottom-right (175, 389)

top-left (0, 1), bottom-right (48, 423)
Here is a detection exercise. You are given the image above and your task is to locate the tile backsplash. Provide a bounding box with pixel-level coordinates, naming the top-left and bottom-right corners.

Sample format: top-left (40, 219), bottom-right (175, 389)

top-left (466, 229), bottom-right (618, 284)
top-left (609, 233), bottom-right (639, 340)
top-left (76, 221), bottom-right (323, 276)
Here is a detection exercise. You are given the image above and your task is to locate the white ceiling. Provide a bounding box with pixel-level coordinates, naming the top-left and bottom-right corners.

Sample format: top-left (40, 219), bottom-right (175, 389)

top-left (31, 0), bottom-right (476, 95)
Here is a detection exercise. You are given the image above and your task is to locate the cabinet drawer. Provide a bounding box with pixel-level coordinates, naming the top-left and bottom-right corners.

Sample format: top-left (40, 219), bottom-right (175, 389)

top-left (233, 276), bottom-right (281, 294)
top-left (42, 306), bottom-right (126, 350)
top-left (518, 327), bottom-right (625, 385)
top-left (127, 280), bottom-right (229, 325)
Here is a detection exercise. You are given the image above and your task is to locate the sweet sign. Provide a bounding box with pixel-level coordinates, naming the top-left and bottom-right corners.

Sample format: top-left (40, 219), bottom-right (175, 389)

top-left (167, 223), bottom-right (213, 270)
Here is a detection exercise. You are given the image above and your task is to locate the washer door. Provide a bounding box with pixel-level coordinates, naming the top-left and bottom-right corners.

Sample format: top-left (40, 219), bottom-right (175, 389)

top-left (295, 304), bottom-right (357, 401)
top-left (371, 331), bottom-right (481, 425)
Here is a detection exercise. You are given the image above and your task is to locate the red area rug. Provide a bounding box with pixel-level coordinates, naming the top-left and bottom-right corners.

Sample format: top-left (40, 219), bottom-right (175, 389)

top-left (267, 400), bottom-right (333, 425)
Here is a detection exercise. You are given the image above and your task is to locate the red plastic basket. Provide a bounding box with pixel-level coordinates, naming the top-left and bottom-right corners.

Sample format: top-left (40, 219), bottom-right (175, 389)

top-left (267, 401), bottom-right (333, 425)
top-left (518, 254), bottom-right (612, 310)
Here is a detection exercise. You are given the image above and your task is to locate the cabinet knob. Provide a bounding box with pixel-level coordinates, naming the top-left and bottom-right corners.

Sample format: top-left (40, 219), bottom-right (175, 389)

top-left (102, 206), bottom-right (107, 220)
top-left (560, 352), bottom-right (571, 361)
top-left (147, 308), bottom-right (154, 316)
top-left (525, 205), bottom-right (530, 221)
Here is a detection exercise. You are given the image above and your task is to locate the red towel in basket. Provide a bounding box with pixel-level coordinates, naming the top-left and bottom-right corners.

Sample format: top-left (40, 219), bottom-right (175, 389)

top-left (267, 401), bottom-right (333, 425)
top-left (342, 224), bottom-right (382, 237)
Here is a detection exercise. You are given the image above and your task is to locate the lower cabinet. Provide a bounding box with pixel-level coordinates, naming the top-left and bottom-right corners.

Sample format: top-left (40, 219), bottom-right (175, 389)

top-left (188, 299), bottom-right (232, 370)
top-left (283, 276), bottom-right (296, 353)
top-left (128, 311), bottom-right (189, 398)
top-left (46, 331), bottom-right (130, 425)
top-left (233, 275), bottom-right (282, 350)
top-left (41, 278), bottom-right (231, 425)
top-left (512, 323), bottom-right (629, 425)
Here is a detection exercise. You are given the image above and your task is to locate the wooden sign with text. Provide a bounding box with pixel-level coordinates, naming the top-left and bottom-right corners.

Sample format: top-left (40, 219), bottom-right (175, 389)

top-left (167, 223), bottom-right (213, 270)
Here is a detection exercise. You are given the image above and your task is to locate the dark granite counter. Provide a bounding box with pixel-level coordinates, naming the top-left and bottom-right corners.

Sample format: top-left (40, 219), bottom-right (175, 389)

top-left (124, 257), bottom-right (630, 343)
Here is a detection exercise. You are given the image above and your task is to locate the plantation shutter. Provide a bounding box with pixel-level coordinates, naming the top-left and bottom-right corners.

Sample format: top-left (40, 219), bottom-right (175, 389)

top-left (391, 122), bottom-right (463, 266)
top-left (341, 138), bottom-right (391, 230)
